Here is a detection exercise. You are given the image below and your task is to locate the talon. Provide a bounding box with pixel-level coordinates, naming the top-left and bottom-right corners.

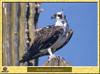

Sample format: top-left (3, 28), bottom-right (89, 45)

top-left (48, 54), bottom-right (56, 61)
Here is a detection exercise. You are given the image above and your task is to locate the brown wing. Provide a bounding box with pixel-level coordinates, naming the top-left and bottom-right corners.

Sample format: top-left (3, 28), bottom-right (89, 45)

top-left (30, 26), bottom-right (64, 51)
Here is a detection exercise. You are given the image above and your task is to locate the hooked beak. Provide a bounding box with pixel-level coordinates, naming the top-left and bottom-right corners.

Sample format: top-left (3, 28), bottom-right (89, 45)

top-left (51, 14), bottom-right (56, 19)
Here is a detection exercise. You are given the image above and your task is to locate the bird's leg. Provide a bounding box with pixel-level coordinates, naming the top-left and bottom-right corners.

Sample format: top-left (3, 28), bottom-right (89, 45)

top-left (48, 48), bottom-right (56, 61)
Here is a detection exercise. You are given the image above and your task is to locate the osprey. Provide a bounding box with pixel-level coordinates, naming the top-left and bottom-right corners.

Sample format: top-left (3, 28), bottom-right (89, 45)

top-left (19, 11), bottom-right (73, 63)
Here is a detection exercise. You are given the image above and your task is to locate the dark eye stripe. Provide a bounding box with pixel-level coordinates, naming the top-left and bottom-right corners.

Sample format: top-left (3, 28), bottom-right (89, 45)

top-left (57, 14), bottom-right (62, 18)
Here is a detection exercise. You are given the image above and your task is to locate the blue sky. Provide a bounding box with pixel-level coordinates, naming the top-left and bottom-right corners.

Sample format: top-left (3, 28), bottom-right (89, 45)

top-left (37, 3), bottom-right (97, 66)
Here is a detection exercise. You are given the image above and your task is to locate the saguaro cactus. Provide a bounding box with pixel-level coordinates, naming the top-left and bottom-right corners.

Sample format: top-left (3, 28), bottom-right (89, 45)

top-left (2, 2), bottom-right (40, 66)
top-left (3, 3), bottom-right (12, 66)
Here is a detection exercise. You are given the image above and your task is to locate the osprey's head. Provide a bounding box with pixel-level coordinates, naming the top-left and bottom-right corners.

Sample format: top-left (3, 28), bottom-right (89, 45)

top-left (51, 11), bottom-right (65, 20)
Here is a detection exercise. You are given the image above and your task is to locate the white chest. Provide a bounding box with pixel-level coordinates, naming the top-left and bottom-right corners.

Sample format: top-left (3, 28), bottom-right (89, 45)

top-left (55, 20), bottom-right (63, 26)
